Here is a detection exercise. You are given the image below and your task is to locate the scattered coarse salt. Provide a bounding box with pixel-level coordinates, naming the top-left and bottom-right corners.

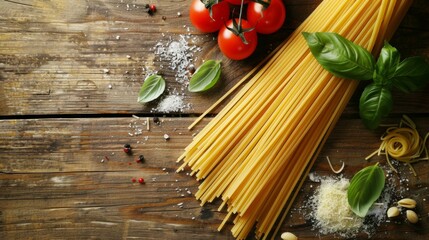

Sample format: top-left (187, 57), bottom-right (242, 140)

top-left (153, 95), bottom-right (189, 113)
top-left (103, 68), bottom-right (110, 73)
top-left (154, 34), bottom-right (200, 86)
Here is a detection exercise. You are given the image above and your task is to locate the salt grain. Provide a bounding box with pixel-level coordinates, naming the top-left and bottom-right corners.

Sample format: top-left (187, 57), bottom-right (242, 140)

top-left (163, 133), bottom-right (170, 140)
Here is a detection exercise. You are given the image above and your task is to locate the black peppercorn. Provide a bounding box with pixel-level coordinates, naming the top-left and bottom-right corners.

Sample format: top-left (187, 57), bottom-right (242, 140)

top-left (136, 155), bottom-right (145, 163)
top-left (153, 117), bottom-right (160, 125)
top-left (123, 144), bottom-right (131, 154)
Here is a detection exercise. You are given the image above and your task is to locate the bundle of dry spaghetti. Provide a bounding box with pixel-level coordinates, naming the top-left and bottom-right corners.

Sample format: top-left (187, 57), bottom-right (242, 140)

top-left (178, 0), bottom-right (413, 239)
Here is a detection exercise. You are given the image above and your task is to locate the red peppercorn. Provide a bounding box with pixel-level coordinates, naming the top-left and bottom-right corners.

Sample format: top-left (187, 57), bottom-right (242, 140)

top-left (149, 4), bottom-right (156, 13)
top-left (131, 177), bottom-right (137, 183)
top-left (138, 178), bottom-right (145, 184)
top-left (135, 155), bottom-right (145, 163)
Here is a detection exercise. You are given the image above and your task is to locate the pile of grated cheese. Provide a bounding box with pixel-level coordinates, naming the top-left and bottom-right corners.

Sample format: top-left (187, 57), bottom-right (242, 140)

top-left (308, 177), bottom-right (363, 237)
top-left (305, 172), bottom-right (398, 238)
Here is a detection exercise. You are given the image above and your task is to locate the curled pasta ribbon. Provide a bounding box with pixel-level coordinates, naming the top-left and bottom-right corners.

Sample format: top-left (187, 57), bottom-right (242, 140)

top-left (368, 116), bottom-right (429, 176)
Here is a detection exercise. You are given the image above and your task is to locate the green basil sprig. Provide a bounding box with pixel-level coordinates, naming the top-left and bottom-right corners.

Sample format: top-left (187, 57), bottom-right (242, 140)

top-left (347, 163), bottom-right (385, 218)
top-left (303, 32), bottom-right (429, 129)
top-left (188, 60), bottom-right (221, 92)
top-left (137, 74), bottom-right (166, 103)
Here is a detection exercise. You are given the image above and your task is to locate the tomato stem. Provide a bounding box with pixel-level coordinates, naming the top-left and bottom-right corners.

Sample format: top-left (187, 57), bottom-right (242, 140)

top-left (225, 0), bottom-right (255, 45)
top-left (238, 0), bottom-right (244, 28)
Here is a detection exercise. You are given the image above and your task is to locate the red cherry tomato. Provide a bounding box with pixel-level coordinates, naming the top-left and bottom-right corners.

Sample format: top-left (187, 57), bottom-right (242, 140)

top-left (218, 19), bottom-right (258, 60)
top-left (247, 0), bottom-right (286, 34)
top-left (225, 0), bottom-right (249, 5)
top-left (189, 0), bottom-right (230, 33)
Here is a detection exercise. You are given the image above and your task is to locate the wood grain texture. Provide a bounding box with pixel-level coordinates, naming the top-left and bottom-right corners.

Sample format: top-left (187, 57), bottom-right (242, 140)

top-left (0, 0), bottom-right (428, 116)
top-left (1, 117), bottom-right (429, 239)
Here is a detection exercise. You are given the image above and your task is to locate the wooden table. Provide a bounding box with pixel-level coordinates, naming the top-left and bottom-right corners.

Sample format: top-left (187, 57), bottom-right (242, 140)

top-left (1, 0), bottom-right (428, 239)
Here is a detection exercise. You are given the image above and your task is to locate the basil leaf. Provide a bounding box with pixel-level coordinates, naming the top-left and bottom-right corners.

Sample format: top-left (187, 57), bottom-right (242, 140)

top-left (374, 42), bottom-right (400, 85)
top-left (359, 83), bottom-right (393, 130)
top-left (188, 60), bottom-right (221, 92)
top-left (302, 32), bottom-right (375, 80)
top-left (137, 74), bottom-right (166, 103)
top-left (391, 56), bottom-right (429, 93)
top-left (347, 163), bottom-right (385, 218)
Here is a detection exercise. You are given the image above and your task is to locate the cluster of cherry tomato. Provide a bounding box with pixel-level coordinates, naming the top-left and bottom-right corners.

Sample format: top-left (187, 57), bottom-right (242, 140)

top-left (189, 0), bottom-right (286, 60)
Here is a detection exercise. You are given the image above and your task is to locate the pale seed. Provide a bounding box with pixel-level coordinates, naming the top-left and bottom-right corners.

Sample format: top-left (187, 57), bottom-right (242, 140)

top-left (406, 210), bottom-right (419, 224)
top-left (281, 232), bottom-right (298, 240)
top-left (387, 206), bottom-right (400, 218)
top-left (398, 198), bottom-right (417, 209)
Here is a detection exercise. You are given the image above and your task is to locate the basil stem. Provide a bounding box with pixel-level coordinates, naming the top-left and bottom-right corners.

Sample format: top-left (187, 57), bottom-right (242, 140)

top-left (188, 60), bottom-right (221, 92)
top-left (359, 83), bottom-right (393, 130)
top-left (347, 163), bottom-right (385, 218)
top-left (302, 32), bottom-right (375, 81)
top-left (137, 74), bottom-right (166, 103)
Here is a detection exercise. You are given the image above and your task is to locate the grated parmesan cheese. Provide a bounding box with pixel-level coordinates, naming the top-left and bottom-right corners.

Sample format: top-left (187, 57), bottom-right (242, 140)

top-left (309, 177), bottom-right (363, 237)
top-left (305, 172), bottom-right (399, 238)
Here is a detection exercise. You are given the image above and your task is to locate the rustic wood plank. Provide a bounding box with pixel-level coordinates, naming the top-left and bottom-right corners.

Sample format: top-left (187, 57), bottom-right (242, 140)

top-left (0, 0), bottom-right (428, 116)
top-left (1, 116), bottom-right (428, 239)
